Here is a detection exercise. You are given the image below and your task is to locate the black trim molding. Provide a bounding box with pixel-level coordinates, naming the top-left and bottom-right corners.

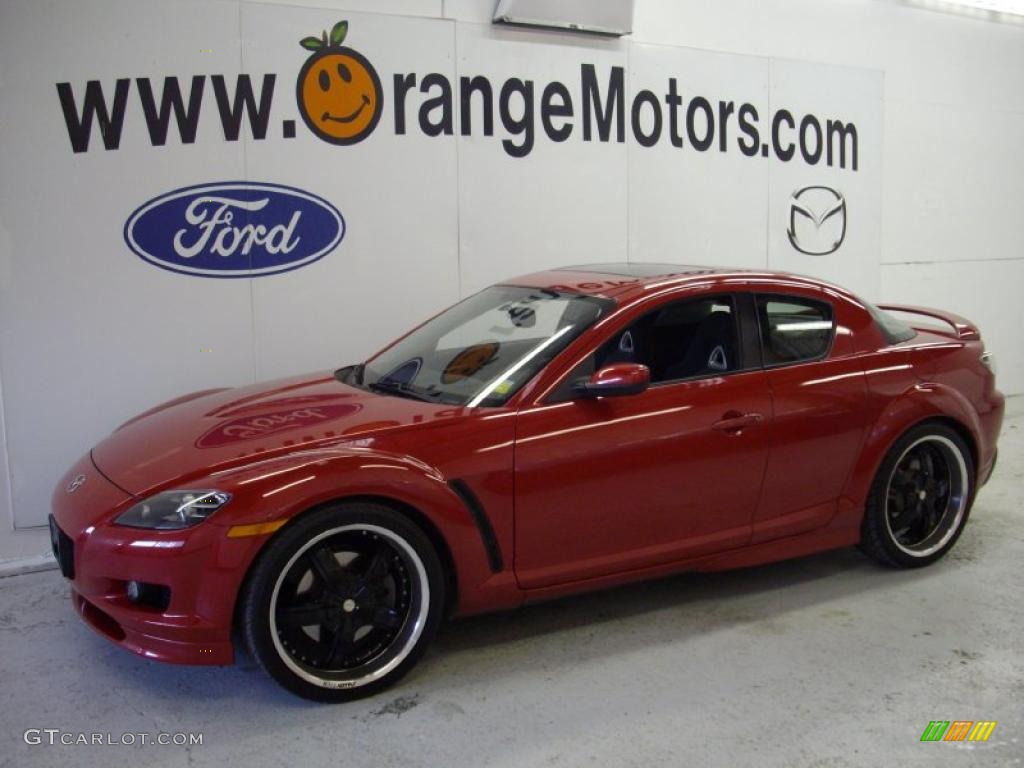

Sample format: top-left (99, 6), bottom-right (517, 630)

top-left (448, 479), bottom-right (504, 573)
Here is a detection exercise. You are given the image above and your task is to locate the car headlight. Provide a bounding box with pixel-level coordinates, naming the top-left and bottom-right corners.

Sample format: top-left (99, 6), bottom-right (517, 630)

top-left (114, 490), bottom-right (232, 530)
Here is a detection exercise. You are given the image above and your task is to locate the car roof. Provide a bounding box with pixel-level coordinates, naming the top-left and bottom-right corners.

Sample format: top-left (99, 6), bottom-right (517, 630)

top-left (502, 263), bottom-right (855, 306)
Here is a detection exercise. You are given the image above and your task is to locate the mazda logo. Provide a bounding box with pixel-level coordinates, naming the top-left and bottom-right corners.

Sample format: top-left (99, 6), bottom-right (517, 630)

top-left (788, 186), bottom-right (846, 256)
top-left (66, 474), bottom-right (86, 494)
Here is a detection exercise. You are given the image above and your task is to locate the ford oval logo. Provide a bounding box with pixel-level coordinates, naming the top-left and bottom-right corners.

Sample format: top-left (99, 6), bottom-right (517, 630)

top-left (124, 182), bottom-right (345, 277)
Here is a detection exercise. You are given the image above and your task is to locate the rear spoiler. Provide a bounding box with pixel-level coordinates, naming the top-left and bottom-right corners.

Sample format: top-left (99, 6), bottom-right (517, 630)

top-left (877, 304), bottom-right (980, 341)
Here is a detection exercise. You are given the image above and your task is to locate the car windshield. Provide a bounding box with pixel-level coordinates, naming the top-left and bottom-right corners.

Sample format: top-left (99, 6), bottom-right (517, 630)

top-left (346, 286), bottom-right (613, 407)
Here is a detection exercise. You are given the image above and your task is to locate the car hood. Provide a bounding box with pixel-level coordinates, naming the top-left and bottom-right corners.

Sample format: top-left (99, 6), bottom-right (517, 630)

top-left (91, 371), bottom-right (455, 496)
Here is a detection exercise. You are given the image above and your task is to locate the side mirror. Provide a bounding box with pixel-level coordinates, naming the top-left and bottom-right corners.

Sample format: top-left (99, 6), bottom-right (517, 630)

top-left (572, 363), bottom-right (651, 398)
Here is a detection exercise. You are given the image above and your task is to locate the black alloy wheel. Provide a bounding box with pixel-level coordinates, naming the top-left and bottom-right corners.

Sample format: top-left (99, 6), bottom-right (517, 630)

top-left (242, 502), bottom-right (444, 701)
top-left (861, 422), bottom-right (974, 569)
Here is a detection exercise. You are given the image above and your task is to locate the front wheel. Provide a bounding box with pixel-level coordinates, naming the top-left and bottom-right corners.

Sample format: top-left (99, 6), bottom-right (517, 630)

top-left (860, 422), bottom-right (974, 569)
top-left (241, 502), bottom-right (445, 702)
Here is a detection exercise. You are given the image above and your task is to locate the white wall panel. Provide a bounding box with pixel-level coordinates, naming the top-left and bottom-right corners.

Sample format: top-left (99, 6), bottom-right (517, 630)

top-left (0, 0), bottom-right (255, 528)
top-left (882, 102), bottom-right (1024, 266)
top-left (444, 0), bottom-right (508, 25)
top-left (767, 60), bottom-right (883, 299)
top-left (0, 0), bottom-right (1020, 542)
top-left (454, 24), bottom-right (629, 294)
top-left (242, 9), bottom-right (461, 378)
top-left (246, 0), bottom-right (444, 16)
top-left (631, 0), bottom-right (1024, 111)
top-left (881, 259), bottom-right (1024, 395)
top-left (627, 44), bottom-right (769, 268)
top-left (0, 366), bottom-right (11, 532)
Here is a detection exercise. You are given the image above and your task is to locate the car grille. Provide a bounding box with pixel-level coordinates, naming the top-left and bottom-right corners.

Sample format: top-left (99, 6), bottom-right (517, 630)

top-left (48, 515), bottom-right (75, 579)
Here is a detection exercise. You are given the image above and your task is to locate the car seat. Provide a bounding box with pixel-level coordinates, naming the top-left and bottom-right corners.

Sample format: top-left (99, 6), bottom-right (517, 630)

top-left (664, 311), bottom-right (736, 379)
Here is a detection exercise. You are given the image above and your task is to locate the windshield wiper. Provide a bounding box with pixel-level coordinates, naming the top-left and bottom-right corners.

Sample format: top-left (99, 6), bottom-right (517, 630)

top-left (367, 379), bottom-right (442, 403)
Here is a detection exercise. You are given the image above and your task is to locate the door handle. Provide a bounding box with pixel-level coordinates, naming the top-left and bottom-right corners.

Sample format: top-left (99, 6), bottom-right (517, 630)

top-left (712, 411), bottom-right (764, 434)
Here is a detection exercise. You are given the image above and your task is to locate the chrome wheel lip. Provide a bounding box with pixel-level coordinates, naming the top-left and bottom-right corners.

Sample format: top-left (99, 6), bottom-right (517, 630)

top-left (884, 435), bottom-right (969, 558)
top-left (269, 524), bottom-right (430, 690)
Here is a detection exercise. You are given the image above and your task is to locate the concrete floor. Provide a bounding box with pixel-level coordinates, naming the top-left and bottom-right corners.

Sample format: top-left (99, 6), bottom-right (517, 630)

top-left (1, 410), bottom-right (1021, 768)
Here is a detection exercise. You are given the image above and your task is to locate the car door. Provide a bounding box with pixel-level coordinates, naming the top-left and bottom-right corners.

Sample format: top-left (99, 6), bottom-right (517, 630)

top-left (513, 292), bottom-right (773, 589)
top-left (750, 291), bottom-right (870, 543)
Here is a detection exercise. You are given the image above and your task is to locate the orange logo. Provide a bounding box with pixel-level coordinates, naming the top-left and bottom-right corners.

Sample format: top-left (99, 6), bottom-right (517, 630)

top-left (296, 20), bottom-right (382, 145)
top-left (442, 343), bottom-right (500, 384)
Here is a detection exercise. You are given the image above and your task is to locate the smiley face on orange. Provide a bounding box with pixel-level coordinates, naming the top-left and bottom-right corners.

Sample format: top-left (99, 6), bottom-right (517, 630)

top-left (442, 342), bottom-right (500, 384)
top-left (296, 21), bottom-right (382, 145)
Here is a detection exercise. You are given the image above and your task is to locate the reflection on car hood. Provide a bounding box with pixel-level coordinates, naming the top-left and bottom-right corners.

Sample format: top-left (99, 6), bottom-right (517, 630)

top-left (91, 370), bottom-right (459, 496)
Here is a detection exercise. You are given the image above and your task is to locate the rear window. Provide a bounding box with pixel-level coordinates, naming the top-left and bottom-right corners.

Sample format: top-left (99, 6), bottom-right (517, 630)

top-left (866, 303), bottom-right (917, 344)
top-left (757, 295), bottom-right (834, 365)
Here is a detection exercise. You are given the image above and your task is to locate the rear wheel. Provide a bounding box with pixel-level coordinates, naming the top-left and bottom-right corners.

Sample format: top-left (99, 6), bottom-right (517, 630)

top-left (860, 422), bottom-right (974, 568)
top-left (242, 502), bottom-right (444, 702)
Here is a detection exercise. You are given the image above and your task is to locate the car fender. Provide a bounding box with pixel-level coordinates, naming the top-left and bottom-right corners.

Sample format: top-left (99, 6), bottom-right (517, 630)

top-left (202, 445), bottom-right (513, 616)
top-left (840, 381), bottom-right (982, 527)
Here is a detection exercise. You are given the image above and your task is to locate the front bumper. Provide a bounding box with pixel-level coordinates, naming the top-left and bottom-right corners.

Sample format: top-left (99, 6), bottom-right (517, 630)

top-left (50, 454), bottom-right (261, 666)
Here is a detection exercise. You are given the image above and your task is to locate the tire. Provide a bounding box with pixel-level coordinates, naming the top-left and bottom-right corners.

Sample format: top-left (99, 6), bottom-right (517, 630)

top-left (241, 501), bottom-right (445, 702)
top-left (860, 422), bottom-right (975, 569)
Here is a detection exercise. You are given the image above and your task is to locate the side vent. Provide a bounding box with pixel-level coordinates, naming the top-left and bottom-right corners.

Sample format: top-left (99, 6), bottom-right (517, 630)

top-left (448, 480), bottom-right (504, 573)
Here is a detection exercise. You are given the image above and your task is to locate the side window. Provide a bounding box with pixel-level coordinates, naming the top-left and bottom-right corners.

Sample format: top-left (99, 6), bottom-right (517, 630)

top-left (756, 295), bottom-right (834, 365)
top-left (549, 295), bottom-right (741, 400)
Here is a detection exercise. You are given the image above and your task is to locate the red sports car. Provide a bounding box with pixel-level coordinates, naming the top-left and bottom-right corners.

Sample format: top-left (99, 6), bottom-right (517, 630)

top-left (50, 264), bottom-right (1003, 701)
